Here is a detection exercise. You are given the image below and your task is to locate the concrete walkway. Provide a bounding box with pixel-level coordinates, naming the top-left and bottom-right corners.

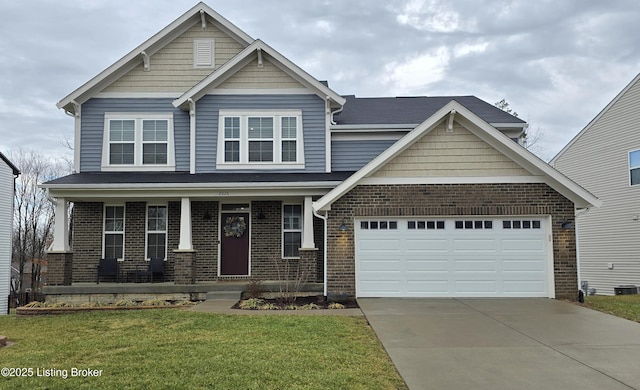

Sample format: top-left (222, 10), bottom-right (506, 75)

top-left (358, 298), bottom-right (640, 390)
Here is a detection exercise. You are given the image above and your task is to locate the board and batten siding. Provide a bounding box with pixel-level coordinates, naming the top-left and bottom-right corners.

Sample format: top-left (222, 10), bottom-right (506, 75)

top-left (80, 98), bottom-right (190, 172)
top-left (102, 21), bottom-right (245, 93)
top-left (553, 77), bottom-right (640, 295)
top-left (195, 94), bottom-right (326, 173)
top-left (372, 121), bottom-right (530, 178)
top-left (331, 139), bottom-right (398, 171)
top-left (0, 161), bottom-right (13, 315)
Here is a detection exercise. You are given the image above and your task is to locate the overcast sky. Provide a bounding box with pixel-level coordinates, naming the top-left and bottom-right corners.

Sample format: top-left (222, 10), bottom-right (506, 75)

top-left (2, 0), bottom-right (640, 163)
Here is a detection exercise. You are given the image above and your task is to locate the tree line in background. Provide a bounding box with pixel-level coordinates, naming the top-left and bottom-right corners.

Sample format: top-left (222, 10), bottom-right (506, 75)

top-left (9, 149), bottom-right (70, 293)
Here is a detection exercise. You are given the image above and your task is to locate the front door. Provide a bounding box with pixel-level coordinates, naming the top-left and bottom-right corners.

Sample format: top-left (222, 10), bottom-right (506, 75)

top-left (220, 212), bottom-right (250, 275)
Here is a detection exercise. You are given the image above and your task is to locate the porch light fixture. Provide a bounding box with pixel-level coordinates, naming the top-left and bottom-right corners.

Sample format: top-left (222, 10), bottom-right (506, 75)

top-left (561, 219), bottom-right (573, 229)
top-left (339, 219), bottom-right (348, 232)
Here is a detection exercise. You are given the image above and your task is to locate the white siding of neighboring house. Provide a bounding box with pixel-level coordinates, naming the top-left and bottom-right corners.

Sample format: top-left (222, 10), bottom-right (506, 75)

top-left (552, 75), bottom-right (640, 295)
top-left (0, 161), bottom-right (13, 315)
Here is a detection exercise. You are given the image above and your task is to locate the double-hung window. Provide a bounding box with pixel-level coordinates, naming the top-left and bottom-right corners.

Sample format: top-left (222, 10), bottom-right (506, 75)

top-left (217, 110), bottom-right (304, 169)
top-left (630, 150), bottom-right (640, 186)
top-left (147, 205), bottom-right (167, 260)
top-left (103, 113), bottom-right (174, 171)
top-left (283, 204), bottom-right (303, 258)
top-left (104, 205), bottom-right (125, 260)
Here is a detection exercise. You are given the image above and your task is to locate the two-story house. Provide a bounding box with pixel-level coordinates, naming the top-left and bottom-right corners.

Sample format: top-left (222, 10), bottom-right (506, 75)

top-left (42, 2), bottom-right (599, 301)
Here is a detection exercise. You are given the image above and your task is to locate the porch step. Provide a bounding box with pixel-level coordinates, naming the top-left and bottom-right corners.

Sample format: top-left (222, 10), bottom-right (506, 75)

top-left (206, 291), bottom-right (243, 300)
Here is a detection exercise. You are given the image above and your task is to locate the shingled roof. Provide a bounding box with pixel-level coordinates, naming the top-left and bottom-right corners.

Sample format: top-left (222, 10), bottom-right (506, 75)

top-left (334, 95), bottom-right (525, 126)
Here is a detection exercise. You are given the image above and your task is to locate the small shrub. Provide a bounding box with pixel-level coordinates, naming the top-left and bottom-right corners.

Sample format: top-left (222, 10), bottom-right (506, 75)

top-left (141, 299), bottom-right (169, 306)
top-left (79, 302), bottom-right (102, 308)
top-left (328, 302), bottom-right (345, 309)
top-left (239, 298), bottom-right (264, 310)
top-left (245, 279), bottom-right (265, 299)
top-left (299, 303), bottom-right (320, 310)
top-left (114, 300), bottom-right (137, 307)
top-left (259, 303), bottom-right (279, 310)
top-left (23, 301), bottom-right (46, 308)
top-left (50, 302), bottom-right (73, 308)
top-left (283, 304), bottom-right (297, 310)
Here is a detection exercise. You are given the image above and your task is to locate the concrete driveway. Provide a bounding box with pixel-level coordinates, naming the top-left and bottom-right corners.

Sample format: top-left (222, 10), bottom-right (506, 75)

top-left (358, 298), bottom-right (640, 390)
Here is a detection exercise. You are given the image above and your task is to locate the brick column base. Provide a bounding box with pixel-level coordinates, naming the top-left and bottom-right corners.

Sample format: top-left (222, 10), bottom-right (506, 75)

top-left (174, 250), bottom-right (196, 284)
top-left (298, 248), bottom-right (318, 283)
top-left (47, 252), bottom-right (73, 285)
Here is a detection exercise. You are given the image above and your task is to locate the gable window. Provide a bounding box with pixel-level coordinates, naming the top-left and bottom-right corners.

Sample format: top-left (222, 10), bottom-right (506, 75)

top-left (104, 205), bottom-right (125, 260)
top-left (283, 204), bottom-right (302, 258)
top-left (103, 113), bottom-right (174, 171)
top-left (217, 110), bottom-right (304, 169)
top-left (147, 205), bottom-right (167, 260)
top-left (630, 150), bottom-right (640, 185)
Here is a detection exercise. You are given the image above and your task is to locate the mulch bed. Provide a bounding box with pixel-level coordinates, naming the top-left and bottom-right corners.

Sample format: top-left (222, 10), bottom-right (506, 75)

top-left (233, 295), bottom-right (359, 310)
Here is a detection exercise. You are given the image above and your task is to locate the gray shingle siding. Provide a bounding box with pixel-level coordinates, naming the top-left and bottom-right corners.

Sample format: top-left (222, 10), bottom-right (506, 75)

top-left (195, 94), bottom-right (326, 173)
top-left (331, 139), bottom-right (397, 171)
top-left (80, 98), bottom-right (190, 172)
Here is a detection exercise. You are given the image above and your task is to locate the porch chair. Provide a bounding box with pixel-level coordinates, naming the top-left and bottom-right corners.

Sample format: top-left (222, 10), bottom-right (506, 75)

top-left (96, 258), bottom-right (119, 284)
top-left (135, 257), bottom-right (165, 283)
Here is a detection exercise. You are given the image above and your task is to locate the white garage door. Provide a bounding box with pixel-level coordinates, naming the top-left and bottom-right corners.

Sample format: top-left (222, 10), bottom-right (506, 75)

top-left (355, 217), bottom-right (553, 298)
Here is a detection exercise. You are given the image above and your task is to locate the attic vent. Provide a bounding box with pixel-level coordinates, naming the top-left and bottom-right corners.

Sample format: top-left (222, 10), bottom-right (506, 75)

top-left (193, 39), bottom-right (214, 68)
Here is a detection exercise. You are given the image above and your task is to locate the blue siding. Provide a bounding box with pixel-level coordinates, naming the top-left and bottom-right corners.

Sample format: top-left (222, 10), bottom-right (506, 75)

top-left (196, 94), bottom-right (326, 173)
top-left (331, 139), bottom-right (398, 171)
top-left (80, 98), bottom-right (190, 172)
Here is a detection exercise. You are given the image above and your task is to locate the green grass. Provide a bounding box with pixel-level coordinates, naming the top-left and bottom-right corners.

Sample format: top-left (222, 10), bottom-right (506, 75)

top-left (584, 295), bottom-right (640, 322)
top-left (0, 309), bottom-right (406, 389)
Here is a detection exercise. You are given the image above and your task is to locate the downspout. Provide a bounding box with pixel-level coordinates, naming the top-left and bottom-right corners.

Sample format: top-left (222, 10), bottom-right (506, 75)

top-left (325, 99), bottom-right (344, 173)
top-left (312, 207), bottom-right (328, 297)
top-left (188, 98), bottom-right (196, 174)
top-left (575, 207), bottom-right (591, 297)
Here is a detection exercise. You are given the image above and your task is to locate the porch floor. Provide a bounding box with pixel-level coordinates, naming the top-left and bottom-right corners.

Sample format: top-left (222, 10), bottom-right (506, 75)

top-left (42, 281), bottom-right (324, 304)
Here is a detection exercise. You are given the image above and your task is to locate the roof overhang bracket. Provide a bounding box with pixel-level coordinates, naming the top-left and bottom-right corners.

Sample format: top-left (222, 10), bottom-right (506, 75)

top-left (141, 51), bottom-right (150, 72)
top-left (200, 10), bottom-right (207, 29)
top-left (256, 48), bottom-right (264, 68)
top-left (447, 109), bottom-right (456, 132)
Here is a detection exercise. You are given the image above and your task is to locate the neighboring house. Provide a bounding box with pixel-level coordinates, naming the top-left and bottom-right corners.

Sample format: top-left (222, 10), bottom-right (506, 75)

top-left (551, 73), bottom-right (640, 296)
top-left (0, 152), bottom-right (20, 314)
top-left (42, 2), bottom-right (599, 300)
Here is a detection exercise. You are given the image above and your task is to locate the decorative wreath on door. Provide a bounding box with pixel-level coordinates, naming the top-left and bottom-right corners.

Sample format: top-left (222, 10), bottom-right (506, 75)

top-left (223, 216), bottom-right (247, 238)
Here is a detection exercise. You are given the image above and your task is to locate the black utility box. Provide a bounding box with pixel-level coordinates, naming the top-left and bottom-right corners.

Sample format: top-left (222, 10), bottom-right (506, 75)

top-left (614, 285), bottom-right (638, 295)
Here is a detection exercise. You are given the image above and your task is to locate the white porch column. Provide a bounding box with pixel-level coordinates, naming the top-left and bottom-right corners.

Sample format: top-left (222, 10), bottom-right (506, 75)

top-left (178, 197), bottom-right (193, 250)
top-left (302, 196), bottom-right (315, 249)
top-left (50, 197), bottom-right (69, 252)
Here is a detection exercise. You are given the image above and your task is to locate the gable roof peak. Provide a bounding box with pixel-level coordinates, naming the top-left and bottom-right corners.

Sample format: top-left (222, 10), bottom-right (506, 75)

top-left (57, 2), bottom-right (253, 114)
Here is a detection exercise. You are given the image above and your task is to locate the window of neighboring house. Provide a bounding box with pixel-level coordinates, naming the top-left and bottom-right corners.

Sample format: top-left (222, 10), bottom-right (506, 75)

top-left (146, 205), bottom-right (167, 260)
top-left (283, 204), bottom-right (302, 258)
top-left (103, 113), bottom-right (174, 171)
top-left (104, 205), bottom-right (125, 260)
top-left (630, 150), bottom-right (640, 185)
top-left (193, 39), bottom-right (214, 68)
top-left (217, 110), bottom-right (304, 169)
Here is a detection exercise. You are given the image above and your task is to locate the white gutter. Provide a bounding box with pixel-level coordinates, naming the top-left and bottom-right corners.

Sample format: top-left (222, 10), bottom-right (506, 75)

top-left (41, 180), bottom-right (345, 190)
top-left (312, 207), bottom-right (328, 297)
top-left (574, 207), bottom-right (591, 295)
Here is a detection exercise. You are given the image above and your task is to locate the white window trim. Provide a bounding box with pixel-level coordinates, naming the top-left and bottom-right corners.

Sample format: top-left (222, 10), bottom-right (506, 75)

top-left (282, 203), bottom-right (303, 259)
top-left (103, 205), bottom-right (125, 261)
top-left (193, 39), bottom-right (215, 69)
top-left (102, 113), bottom-right (175, 172)
top-left (145, 204), bottom-right (168, 261)
top-left (629, 149), bottom-right (640, 186)
top-left (216, 110), bottom-right (305, 170)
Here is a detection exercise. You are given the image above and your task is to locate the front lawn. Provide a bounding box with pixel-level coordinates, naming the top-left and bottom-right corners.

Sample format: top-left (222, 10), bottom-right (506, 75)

top-left (0, 309), bottom-right (406, 389)
top-left (584, 294), bottom-right (640, 323)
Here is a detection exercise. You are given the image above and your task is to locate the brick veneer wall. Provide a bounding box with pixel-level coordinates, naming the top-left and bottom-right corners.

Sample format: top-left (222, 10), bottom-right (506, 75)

top-left (71, 202), bottom-right (104, 282)
top-left (325, 183), bottom-right (577, 300)
top-left (192, 201), bottom-right (218, 282)
top-left (250, 201), bottom-right (282, 279)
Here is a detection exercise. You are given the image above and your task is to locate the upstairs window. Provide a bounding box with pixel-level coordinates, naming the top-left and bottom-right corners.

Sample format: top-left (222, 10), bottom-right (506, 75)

top-left (103, 113), bottom-right (174, 171)
top-left (630, 150), bottom-right (640, 185)
top-left (217, 110), bottom-right (304, 169)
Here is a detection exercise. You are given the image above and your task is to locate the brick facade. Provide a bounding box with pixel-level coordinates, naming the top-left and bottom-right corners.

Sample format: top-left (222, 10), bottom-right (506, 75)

top-left (66, 199), bottom-right (323, 284)
top-left (325, 183), bottom-right (578, 300)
